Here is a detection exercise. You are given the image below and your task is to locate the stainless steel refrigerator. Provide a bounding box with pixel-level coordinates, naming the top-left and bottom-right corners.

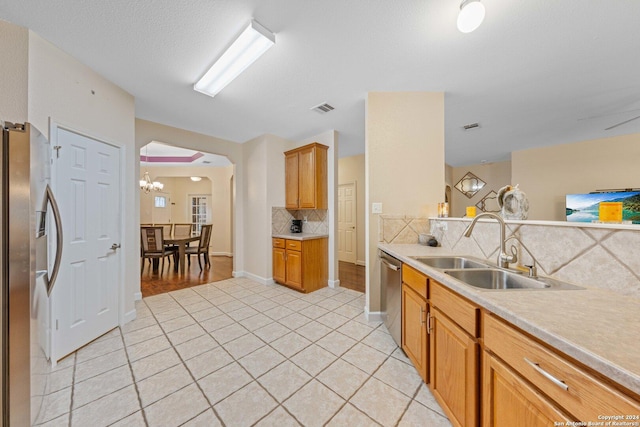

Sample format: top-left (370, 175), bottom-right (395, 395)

top-left (1, 122), bottom-right (62, 426)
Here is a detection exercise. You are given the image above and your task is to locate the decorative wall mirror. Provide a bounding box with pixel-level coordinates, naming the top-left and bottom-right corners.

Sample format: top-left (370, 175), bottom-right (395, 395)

top-left (454, 172), bottom-right (486, 198)
top-left (476, 190), bottom-right (500, 212)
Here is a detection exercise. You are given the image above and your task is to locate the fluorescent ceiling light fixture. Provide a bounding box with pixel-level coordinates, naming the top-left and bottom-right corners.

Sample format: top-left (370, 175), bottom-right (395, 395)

top-left (194, 20), bottom-right (275, 97)
top-left (457, 0), bottom-right (485, 33)
top-left (190, 176), bottom-right (202, 182)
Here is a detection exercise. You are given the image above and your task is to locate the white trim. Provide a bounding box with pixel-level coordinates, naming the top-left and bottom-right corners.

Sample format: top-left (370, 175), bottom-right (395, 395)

top-left (234, 271), bottom-right (275, 285)
top-left (356, 260), bottom-right (366, 266)
top-left (364, 307), bottom-right (384, 322)
top-left (134, 292), bottom-right (142, 301)
top-left (123, 309), bottom-right (137, 325)
top-left (328, 279), bottom-right (340, 289)
top-left (211, 251), bottom-right (233, 257)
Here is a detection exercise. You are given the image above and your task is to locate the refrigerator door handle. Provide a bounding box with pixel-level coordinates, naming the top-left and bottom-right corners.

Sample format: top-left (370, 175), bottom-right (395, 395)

top-left (44, 184), bottom-right (63, 296)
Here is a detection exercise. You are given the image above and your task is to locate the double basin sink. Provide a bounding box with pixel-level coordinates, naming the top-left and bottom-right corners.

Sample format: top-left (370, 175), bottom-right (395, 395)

top-left (411, 256), bottom-right (583, 291)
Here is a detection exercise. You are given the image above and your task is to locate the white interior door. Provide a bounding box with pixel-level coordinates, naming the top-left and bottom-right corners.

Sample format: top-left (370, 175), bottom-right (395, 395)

top-left (51, 127), bottom-right (120, 362)
top-left (338, 183), bottom-right (357, 263)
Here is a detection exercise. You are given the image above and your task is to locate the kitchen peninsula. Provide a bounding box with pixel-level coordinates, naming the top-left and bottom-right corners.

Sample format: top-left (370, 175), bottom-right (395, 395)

top-left (379, 241), bottom-right (640, 425)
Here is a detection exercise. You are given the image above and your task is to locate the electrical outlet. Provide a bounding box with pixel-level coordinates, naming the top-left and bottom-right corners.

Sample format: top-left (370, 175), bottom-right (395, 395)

top-left (303, 216), bottom-right (308, 223)
top-left (372, 202), bottom-right (383, 214)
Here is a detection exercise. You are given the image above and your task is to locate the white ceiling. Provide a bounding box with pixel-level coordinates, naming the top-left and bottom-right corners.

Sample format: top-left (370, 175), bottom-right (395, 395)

top-left (2, 0), bottom-right (640, 166)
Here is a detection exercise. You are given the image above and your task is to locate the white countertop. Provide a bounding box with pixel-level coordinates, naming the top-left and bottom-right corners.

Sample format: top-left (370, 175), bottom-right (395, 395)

top-left (378, 243), bottom-right (640, 396)
top-left (272, 232), bottom-right (329, 241)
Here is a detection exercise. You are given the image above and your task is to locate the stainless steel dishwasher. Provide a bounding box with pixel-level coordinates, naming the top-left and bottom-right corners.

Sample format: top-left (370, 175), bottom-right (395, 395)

top-left (379, 250), bottom-right (402, 347)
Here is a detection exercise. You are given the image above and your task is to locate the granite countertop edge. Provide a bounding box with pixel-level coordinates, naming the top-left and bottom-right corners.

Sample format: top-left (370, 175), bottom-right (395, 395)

top-left (272, 233), bottom-right (329, 241)
top-left (378, 242), bottom-right (640, 396)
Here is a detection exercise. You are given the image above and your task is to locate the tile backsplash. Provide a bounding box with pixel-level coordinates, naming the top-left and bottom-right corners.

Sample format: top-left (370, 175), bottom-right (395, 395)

top-left (379, 215), bottom-right (640, 298)
top-left (272, 207), bottom-right (329, 235)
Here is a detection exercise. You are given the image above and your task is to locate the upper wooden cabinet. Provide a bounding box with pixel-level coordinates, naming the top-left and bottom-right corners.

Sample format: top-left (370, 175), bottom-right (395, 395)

top-left (285, 143), bottom-right (328, 210)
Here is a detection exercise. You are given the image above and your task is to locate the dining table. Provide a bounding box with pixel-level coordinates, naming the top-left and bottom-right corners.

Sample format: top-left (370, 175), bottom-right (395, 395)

top-left (164, 234), bottom-right (200, 275)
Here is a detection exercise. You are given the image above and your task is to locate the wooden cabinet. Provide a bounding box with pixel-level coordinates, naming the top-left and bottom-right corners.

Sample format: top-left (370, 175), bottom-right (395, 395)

top-left (429, 280), bottom-right (479, 427)
top-left (402, 284), bottom-right (428, 382)
top-left (483, 313), bottom-right (640, 425)
top-left (284, 143), bottom-right (328, 210)
top-left (396, 264), bottom-right (640, 427)
top-left (483, 353), bottom-right (571, 426)
top-left (272, 237), bottom-right (327, 293)
top-left (401, 264), bottom-right (429, 382)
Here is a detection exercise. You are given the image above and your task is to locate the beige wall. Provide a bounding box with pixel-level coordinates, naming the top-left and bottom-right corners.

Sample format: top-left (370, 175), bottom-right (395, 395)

top-left (0, 21), bottom-right (28, 122)
top-left (339, 154), bottom-right (366, 265)
top-left (450, 161), bottom-right (512, 217)
top-left (366, 92), bottom-right (445, 314)
top-left (27, 31), bottom-right (138, 321)
top-left (512, 133), bottom-right (640, 221)
top-left (242, 134), bottom-right (295, 282)
top-left (139, 165), bottom-right (234, 256)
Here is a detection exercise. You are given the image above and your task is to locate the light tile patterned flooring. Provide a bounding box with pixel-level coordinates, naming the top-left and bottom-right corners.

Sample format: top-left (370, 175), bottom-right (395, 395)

top-left (35, 278), bottom-right (451, 427)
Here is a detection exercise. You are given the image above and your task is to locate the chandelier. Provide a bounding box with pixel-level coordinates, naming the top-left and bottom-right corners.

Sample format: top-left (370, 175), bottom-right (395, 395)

top-left (139, 171), bottom-right (164, 193)
top-left (140, 145), bottom-right (164, 193)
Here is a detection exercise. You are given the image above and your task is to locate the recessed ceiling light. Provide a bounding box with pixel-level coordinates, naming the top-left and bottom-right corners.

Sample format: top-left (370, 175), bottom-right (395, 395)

top-left (457, 0), bottom-right (486, 33)
top-left (190, 176), bottom-right (202, 182)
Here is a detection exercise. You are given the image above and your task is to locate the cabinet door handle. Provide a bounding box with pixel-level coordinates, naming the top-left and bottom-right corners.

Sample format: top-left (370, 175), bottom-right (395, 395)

top-left (524, 358), bottom-right (569, 391)
top-left (420, 307), bottom-right (426, 325)
top-left (426, 311), bottom-right (432, 334)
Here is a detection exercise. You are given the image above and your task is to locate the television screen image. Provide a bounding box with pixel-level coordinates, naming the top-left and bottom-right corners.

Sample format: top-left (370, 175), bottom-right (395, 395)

top-left (566, 191), bottom-right (640, 224)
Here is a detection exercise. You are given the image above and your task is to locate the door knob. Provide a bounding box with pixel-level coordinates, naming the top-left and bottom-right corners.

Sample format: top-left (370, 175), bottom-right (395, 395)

top-left (110, 243), bottom-right (121, 250)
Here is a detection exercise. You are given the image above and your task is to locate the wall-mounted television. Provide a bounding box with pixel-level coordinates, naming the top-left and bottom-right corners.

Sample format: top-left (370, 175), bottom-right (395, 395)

top-left (566, 191), bottom-right (640, 224)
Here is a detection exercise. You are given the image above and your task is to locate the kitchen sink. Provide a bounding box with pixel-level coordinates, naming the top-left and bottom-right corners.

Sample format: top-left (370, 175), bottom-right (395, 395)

top-left (445, 269), bottom-right (584, 291)
top-left (411, 256), bottom-right (492, 270)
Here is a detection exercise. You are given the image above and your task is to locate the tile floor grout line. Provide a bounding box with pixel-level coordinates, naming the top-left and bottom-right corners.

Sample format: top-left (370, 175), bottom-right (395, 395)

top-left (120, 300), bottom-right (153, 427)
top-left (67, 352), bottom-right (77, 427)
top-left (62, 278), bottom-right (449, 426)
top-left (163, 290), bottom-right (229, 426)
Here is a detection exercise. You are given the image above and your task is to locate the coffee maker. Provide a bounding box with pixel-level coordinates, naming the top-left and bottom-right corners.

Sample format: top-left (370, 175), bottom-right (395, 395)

top-left (290, 219), bottom-right (302, 233)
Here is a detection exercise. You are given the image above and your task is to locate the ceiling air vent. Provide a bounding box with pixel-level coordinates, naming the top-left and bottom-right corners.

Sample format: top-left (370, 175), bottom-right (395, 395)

top-left (463, 122), bottom-right (480, 130)
top-left (311, 102), bottom-right (335, 114)
top-left (201, 160), bottom-right (211, 164)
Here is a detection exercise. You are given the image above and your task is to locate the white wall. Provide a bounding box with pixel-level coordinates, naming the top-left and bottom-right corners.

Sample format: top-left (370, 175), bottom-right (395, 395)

top-left (366, 92), bottom-right (445, 314)
top-left (27, 31), bottom-right (138, 321)
top-left (298, 130), bottom-right (339, 287)
top-left (0, 20), bottom-right (28, 122)
top-left (339, 154), bottom-right (366, 265)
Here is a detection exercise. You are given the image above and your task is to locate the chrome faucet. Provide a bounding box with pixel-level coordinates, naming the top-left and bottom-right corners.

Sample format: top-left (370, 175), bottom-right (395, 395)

top-left (463, 212), bottom-right (517, 268)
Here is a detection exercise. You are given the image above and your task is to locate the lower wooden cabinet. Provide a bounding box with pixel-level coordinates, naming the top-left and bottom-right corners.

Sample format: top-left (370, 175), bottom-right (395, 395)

top-left (483, 352), bottom-right (571, 427)
top-left (430, 307), bottom-right (479, 427)
top-left (483, 313), bottom-right (640, 424)
top-left (402, 283), bottom-right (428, 382)
top-left (272, 237), bottom-right (327, 293)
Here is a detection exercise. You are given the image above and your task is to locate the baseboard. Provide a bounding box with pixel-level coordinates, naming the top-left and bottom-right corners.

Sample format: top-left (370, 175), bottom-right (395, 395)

top-left (328, 279), bottom-right (340, 289)
top-left (364, 307), bottom-right (384, 322)
top-left (356, 260), bottom-right (366, 267)
top-left (211, 252), bottom-right (233, 257)
top-left (123, 308), bottom-right (137, 324)
top-left (237, 271), bottom-right (275, 286)
top-left (134, 292), bottom-right (142, 301)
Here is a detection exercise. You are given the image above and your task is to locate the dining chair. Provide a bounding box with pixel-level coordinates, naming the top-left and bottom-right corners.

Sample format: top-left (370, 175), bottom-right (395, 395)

top-left (185, 224), bottom-right (212, 270)
top-left (155, 223), bottom-right (173, 237)
top-left (173, 223), bottom-right (193, 238)
top-left (140, 226), bottom-right (177, 274)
